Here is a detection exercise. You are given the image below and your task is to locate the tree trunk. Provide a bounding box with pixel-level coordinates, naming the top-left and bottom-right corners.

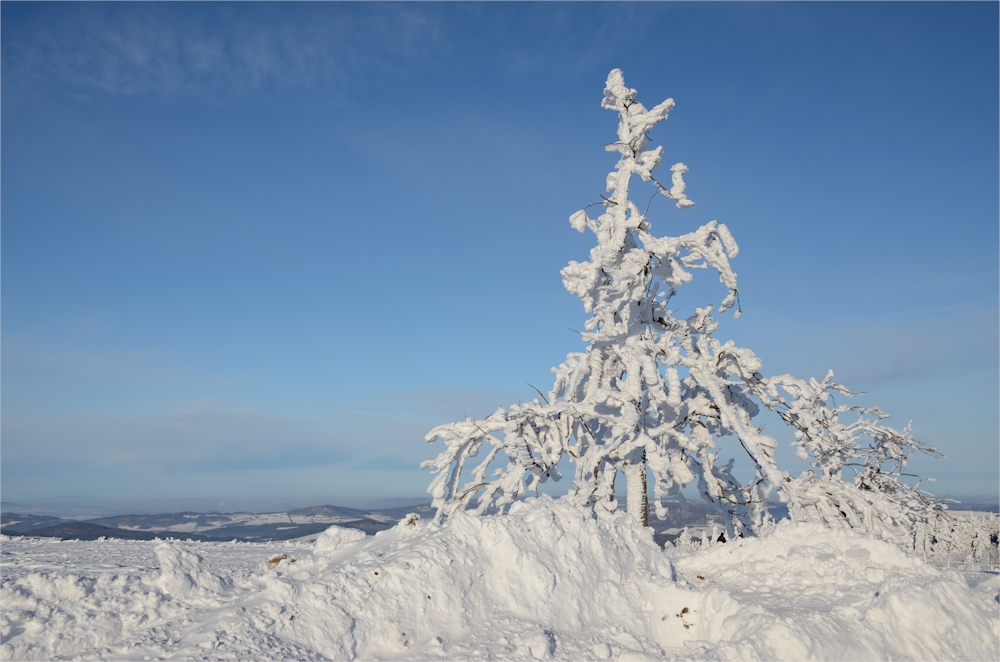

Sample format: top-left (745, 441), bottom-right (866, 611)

top-left (623, 454), bottom-right (649, 527)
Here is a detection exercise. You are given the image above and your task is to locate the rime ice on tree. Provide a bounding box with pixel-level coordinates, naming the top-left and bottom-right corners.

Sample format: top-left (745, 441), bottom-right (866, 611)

top-left (423, 69), bottom-right (945, 544)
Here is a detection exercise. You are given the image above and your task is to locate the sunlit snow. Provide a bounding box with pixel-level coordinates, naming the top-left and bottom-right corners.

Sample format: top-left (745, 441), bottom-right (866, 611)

top-left (1, 498), bottom-right (997, 660)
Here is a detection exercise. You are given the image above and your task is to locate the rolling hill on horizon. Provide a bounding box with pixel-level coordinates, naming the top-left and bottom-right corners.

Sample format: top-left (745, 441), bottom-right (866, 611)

top-left (0, 502), bottom-right (438, 542)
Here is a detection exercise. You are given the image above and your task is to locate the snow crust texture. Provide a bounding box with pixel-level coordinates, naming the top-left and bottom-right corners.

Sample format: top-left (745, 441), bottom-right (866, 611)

top-left (2, 498), bottom-right (998, 660)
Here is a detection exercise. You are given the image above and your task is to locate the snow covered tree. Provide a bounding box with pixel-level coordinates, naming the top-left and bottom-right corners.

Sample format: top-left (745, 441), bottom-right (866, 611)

top-left (422, 69), bottom-right (944, 545)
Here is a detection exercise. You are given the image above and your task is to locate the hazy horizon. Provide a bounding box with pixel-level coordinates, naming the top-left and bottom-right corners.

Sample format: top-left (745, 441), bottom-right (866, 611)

top-left (4, 492), bottom-right (998, 521)
top-left (0, 494), bottom-right (434, 518)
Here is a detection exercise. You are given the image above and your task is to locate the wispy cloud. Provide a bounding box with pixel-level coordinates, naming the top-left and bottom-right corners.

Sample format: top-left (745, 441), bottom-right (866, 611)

top-left (2, 408), bottom-right (378, 472)
top-left (1, 333), bottom-right (238, 389)
top-left (393, 387), bottom-right (527, 421)
top-left (322, 388), bottom-right (527, 427)
top-left (2, 3), bottom-right (446, 99)
top-left (746, 303), bottom-right (999, 390)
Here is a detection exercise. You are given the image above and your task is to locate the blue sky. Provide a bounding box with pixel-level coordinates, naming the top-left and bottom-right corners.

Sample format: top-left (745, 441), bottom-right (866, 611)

top-left (2, 2), bottom-right (997, 512)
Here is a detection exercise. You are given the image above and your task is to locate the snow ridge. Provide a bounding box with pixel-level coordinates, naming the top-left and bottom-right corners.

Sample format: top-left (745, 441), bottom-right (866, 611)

top-left (3, 498), bottom-right (997, 660)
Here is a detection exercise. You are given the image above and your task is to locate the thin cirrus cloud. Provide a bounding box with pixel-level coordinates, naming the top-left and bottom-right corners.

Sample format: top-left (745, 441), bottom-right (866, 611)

top-left (1, 3), bottom-right (446, 98)
top-left (3, 341), bottom-right (149, 383)
top-left (1, 408), bottom-right (365, 483)
top-left (0, 334), bottom-right (243, 399)
top-left (0, 405), bottom-right (436, 502)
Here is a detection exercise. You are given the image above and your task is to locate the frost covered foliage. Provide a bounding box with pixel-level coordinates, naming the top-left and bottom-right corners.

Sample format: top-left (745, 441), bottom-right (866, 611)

top-left (923, 511), bottom-right (1000, 569)
top-left (423, 69), bottom-right (945, 545)
top-left (753, 371), bottom-right (948, 549)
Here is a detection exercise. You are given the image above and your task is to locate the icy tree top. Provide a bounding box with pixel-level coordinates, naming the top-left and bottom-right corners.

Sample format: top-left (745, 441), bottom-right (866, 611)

top-left (600, 68), bottom-right (694, 209)
top-left (563, 69), bottom-right (740, 350)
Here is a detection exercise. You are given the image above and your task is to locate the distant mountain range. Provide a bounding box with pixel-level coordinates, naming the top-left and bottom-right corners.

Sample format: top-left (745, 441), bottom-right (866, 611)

top-left (0, 503), bottom-right (437, 542)
top-left (1, 499), bottom-right (729, 546)
top-left (4, 495), bottom-right (993, 544)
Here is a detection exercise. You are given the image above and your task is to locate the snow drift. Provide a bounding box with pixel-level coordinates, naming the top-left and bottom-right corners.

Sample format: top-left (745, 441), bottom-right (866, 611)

top-left (2, 496), bottom-right (997, 660)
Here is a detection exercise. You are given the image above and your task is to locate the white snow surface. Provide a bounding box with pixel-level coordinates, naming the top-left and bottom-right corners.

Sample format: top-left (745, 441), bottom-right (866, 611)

top-left (2, 497), bottom-right (997, 660)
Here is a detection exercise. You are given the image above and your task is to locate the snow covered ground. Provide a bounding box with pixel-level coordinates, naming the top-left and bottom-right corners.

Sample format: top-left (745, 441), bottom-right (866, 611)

top-left (2, 496), bottom-right (997, 660)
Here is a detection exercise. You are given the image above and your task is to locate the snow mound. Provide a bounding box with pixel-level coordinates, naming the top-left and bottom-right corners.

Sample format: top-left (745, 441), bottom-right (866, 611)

top-left (2, 566), bottom-right (188, 660)
top-left (153, 542), bottom-right (230, 597)
top-left (1, 498), bottom-right (997, 660)
top-left (265, 495), bottom-right (695, 659)
top-left (313, 525), bottom-right (367, 556)
top-left (673, 521), bottom-right (999, 660)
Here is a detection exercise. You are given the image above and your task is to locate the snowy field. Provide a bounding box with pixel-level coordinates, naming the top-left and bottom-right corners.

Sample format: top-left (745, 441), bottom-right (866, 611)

top-left (2, 497), bottom-right (997, 661)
